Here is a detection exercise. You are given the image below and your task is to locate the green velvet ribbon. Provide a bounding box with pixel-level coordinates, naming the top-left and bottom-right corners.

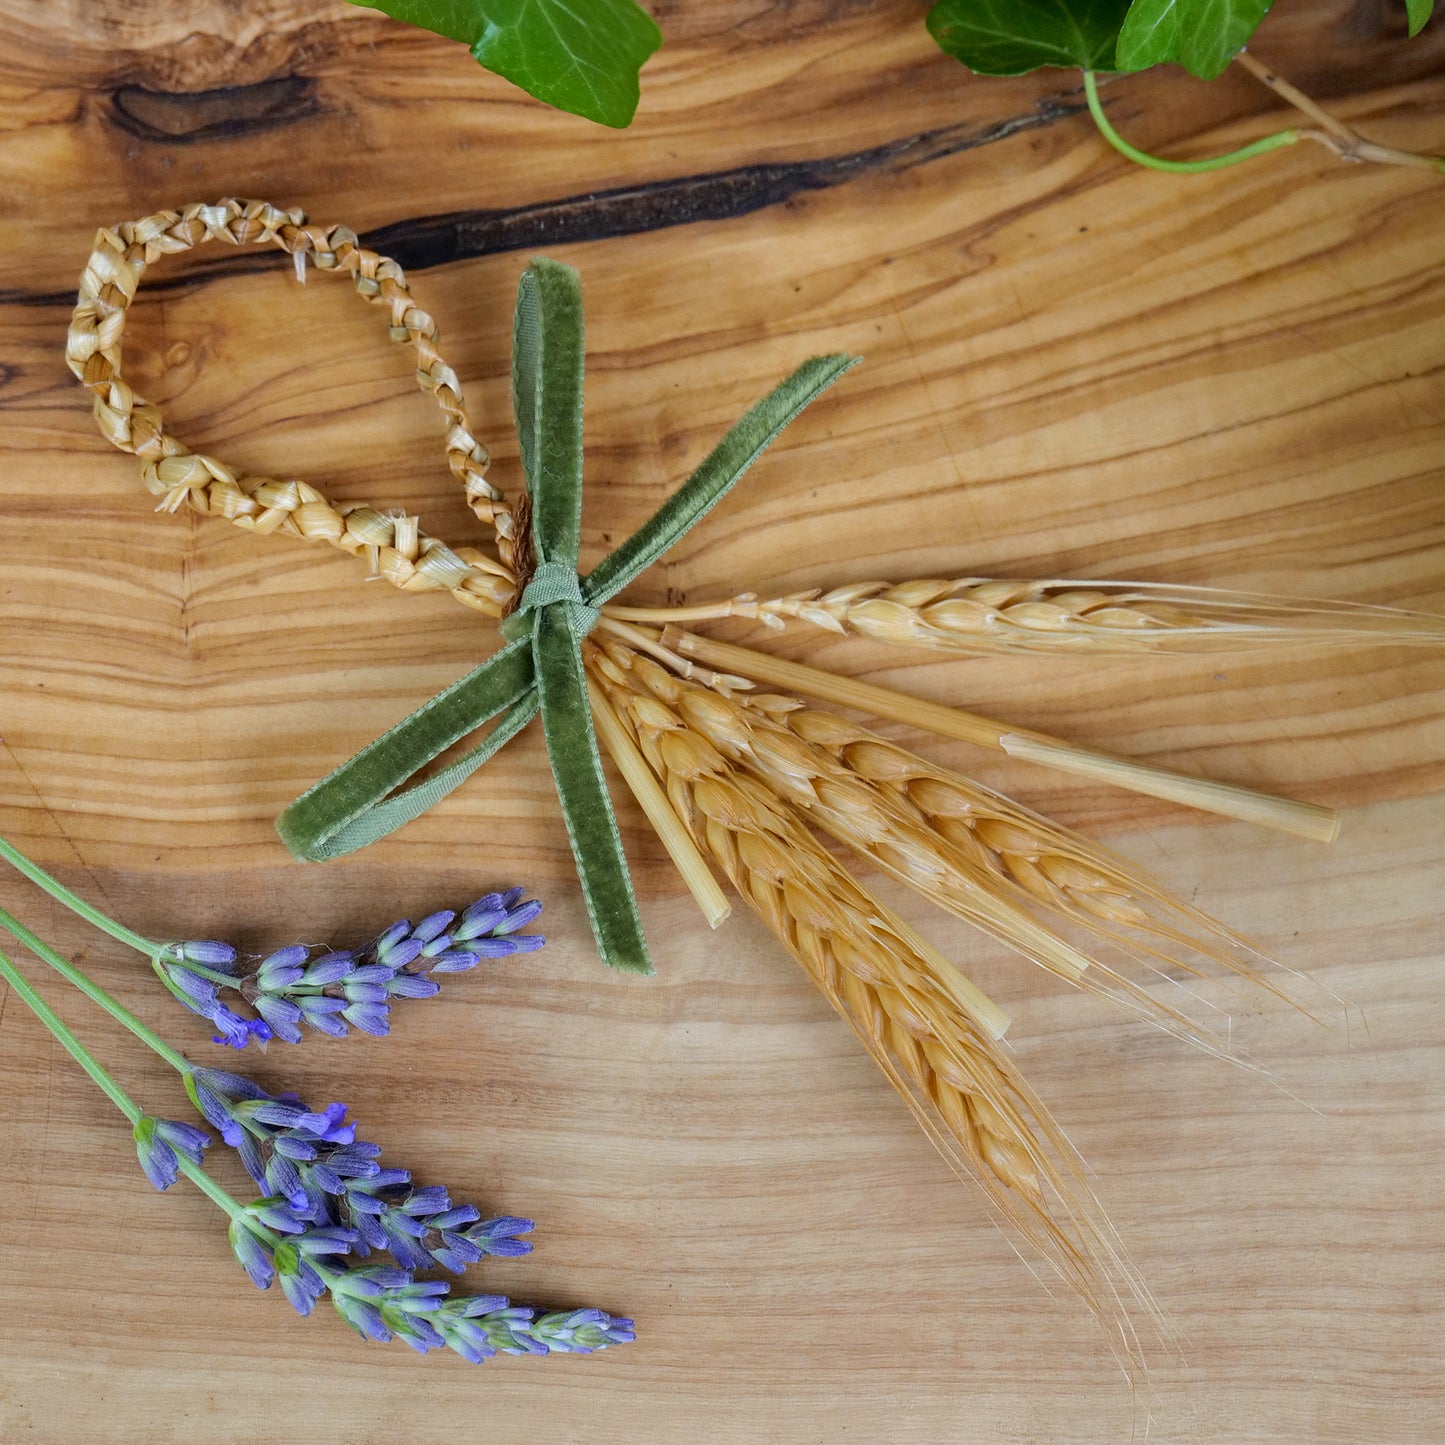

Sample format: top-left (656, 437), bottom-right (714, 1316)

top-left (276, 257), bottom-right (857, 974)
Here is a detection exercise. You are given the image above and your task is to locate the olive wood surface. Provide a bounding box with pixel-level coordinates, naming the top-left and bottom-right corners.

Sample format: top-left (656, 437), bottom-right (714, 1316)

top-left (0, 2), bottom-right (1442, 1439)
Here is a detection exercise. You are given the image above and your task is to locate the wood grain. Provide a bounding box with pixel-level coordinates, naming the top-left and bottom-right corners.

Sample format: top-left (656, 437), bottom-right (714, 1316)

top-left (1, 2), bottom-right (1443, 1439)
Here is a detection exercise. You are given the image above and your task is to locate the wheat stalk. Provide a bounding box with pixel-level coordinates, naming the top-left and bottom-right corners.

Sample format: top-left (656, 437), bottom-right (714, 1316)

top-left (585, 640), bottom-right (1156, 1353)
top-left (604, 576), bottom-right (1445, 653)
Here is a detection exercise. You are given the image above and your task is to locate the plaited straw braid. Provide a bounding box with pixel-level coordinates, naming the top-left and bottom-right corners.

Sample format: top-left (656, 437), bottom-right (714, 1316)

top-left (584, 639), bottom-right (1156, 1351)
top-left (65, 198), bottom-right (520, 617)
top-left (595, 638), bottom-right (1291, 1052)
top-left (606, 576), bottom-right (1445, 652)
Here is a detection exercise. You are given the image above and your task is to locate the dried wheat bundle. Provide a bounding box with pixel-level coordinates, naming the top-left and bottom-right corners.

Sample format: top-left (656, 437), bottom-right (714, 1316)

top-left (608, 577), bottom-right (1445, 654)
top-left (589, 630), bottom-right (1297, 1055)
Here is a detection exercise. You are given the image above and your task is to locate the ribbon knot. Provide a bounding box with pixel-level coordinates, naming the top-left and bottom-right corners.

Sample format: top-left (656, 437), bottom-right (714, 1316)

top-left (277, 257), bottom-right (856, 975)
top-left (501, 559), bottom-right (599, 642)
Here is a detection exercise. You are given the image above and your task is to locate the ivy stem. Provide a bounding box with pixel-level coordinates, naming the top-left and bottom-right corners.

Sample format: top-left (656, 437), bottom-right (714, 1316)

top-left (0, 942), bottom-right (143, 1125)
top-left (1082, 70), bottom-right (1300, 173)
top-left (0, 835), bottom-right (163, 959)
top-left (0, 904), bottom-right (194, 1077)
top-left (1232, 50), bottom-right (1445, 175)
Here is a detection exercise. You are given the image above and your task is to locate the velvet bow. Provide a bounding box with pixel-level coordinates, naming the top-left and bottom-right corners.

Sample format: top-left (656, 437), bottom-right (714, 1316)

top-left (277, 257), bottom-right (856, 973)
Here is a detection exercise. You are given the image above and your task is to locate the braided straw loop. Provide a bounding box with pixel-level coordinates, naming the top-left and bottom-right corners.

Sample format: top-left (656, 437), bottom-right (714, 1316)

top-left (66, 199), bottom-right (518, 616)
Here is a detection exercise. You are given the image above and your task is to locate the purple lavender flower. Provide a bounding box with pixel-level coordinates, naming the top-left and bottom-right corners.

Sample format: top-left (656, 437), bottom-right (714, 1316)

top-left (430, 1300), bottom-right (636, 1363)
top-left (133, 1115), bottom-right (211, 1191)
top-left (154, 890), bottom-right (545, 1049)
top-left (185, 1068), bottom-right (535, 1274)
top-left (189, 1067), bottom-right (629, 1366)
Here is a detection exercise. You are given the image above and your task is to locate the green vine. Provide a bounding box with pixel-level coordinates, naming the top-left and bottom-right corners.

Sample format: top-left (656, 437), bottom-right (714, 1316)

top-left (344, 0), bottom-right (1439, 168)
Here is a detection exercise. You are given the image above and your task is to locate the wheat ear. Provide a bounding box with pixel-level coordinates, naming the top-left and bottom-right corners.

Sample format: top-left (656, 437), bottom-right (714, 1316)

top-left (585, 640), bottom-right (1159, 1359)
top-left (605, 577), bottom-right (1445, 653)
top-left (774, 705), bottom-right (1314, 1023)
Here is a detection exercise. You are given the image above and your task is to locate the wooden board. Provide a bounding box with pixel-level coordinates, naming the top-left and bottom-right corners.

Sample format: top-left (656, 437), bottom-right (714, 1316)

top-left (1, 2), bottom-right (1443, 1438)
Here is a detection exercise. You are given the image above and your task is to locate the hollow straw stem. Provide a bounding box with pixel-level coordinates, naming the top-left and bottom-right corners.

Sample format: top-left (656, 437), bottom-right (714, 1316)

top-left (586, 678), bottom-right (732, 929)
top-left (0, 835), bottom-right (162, 959)
top-left (664, 628), bottom-right (1340, 843)
top-left (0, 905), bottom-right (195, 1076)
top-left (1083, 70), bottom-right (1301, 174)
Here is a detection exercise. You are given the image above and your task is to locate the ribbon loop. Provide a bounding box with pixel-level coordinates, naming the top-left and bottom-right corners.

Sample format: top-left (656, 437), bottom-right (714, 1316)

top-left (277, 253), bottom-right (859, 976)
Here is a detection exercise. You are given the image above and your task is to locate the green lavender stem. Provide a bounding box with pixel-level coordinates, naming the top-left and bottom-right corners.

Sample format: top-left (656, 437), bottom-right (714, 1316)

top-left (1083, 70), bottom-right (1300, 174)
top-left (0, 905), bottom-right (192, 1076)
top-left (168, 1146), bottom-right (258, 1227)
top-left (0, 942), bottom-right (143, 1124)
top-left (0, 835), bottom-right (162, 958)
top-left (0, 940), bottom-right (265, 1232)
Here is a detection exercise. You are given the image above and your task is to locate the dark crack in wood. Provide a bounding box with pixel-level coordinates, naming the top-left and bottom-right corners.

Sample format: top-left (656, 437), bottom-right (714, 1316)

top-left (5, 97), bottom-right (1081, 307)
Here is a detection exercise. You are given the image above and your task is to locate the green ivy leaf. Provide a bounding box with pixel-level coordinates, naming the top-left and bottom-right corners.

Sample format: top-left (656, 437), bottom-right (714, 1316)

top-left (1405, 0), bottom-right (1434, 36)
top-left (926, 0), bottom-right (1134, 75)
top-left (350, 0), bottom-right (662, 127)
top-left (1116, 0), bottom-right (1273, 79)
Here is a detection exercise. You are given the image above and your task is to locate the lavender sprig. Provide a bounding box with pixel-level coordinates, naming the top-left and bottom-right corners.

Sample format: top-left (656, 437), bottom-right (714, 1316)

top-left (0, 908), bottom-right (633, 1368)
top-left (156, 889), bottom-right (546, 1049)
top-left (182, 1067), bottom-right (633, 1360)
top-left (222, 1177), bottom-right (633, 1362)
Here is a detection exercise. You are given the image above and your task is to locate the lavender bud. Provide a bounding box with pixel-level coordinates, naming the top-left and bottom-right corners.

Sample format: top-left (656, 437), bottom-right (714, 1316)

top-left (425, 950), bottom-right (479, 974)
top-left (342, 1001), bottom-right (391, 1037)
top-left (334, 1292), bottom-right (392, 1343)
top-left (229, 1218), bottom-right (276, 1290)
top-left (386, 974), bottom-right (440, 1000)
top-left (302, 952), bottom-right (355, 986)
top-left (155, 1119), bottom-right (211, 1163)
top-left (167, 967), bottom-right (221, 1007)
top-left (493, 899), bottom-right (543, 936)
top-left (275, 1247), bottom-right (327, 1317)
top-left (399, 1186), bottom-right (450, 1216)
top-left (372, 921), bottom-right (411, 955)
top-left (378, 937), bottom-right (425, 971)
top-left (466, 1215), bottom-right (535, 1257)
top-left (177, 941), bottom-right (239, 969)
top-left (410, 911), bottom-right (456, 945)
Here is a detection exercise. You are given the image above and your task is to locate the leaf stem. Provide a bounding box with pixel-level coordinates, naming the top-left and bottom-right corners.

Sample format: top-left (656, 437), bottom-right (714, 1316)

top-left (1232, 50), bottom-right (1445, 175)
top-left (0, 905), bottom-right (194, 1076)
top-left (1082, 70), bottom-right (1300, 173)
top-left (0, 944), bottom-right (143, 1125)
top-left (0, 835), bottom-right (163, 959)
